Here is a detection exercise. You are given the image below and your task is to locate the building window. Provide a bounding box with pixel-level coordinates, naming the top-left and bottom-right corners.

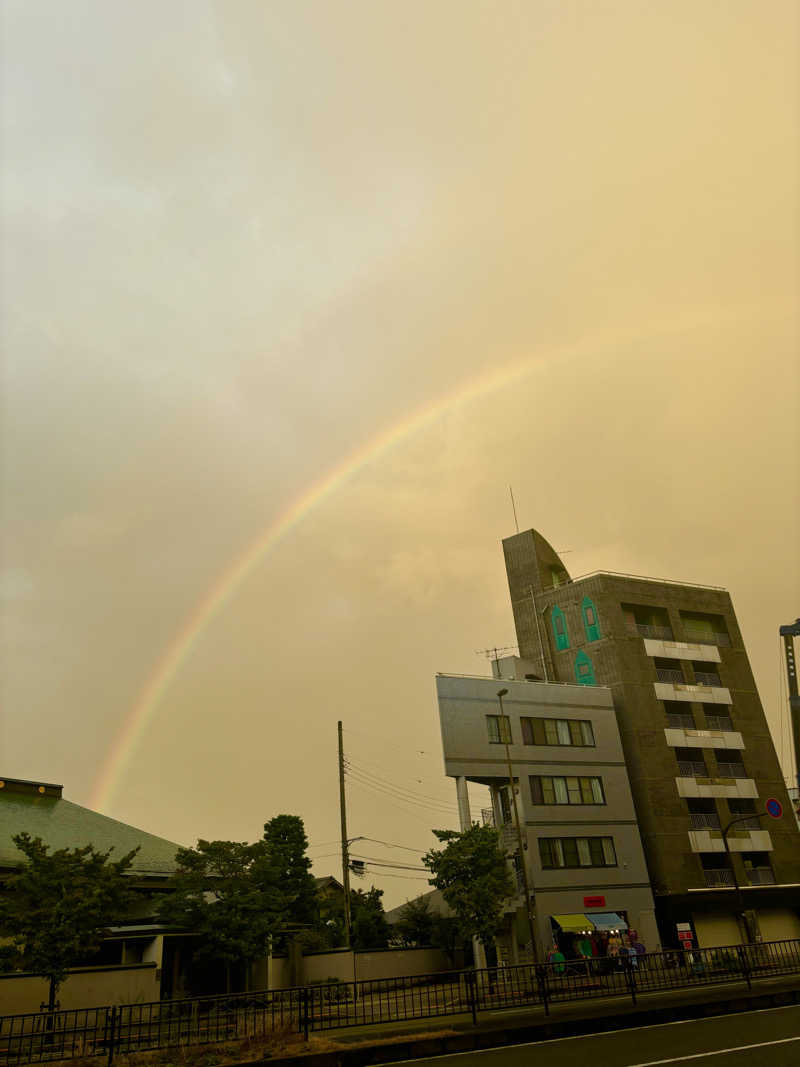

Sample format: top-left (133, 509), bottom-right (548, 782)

top-left (742, 852), bottom-right (775, 885)
top-left (665, 702), bottom-right (695, 730)
top-left (728, 798), bottom-right (760, 829)
top-left (692, 661), bottom-right (722, 688)
top-left (539, 836), bottom-right (617, 869)
top-left (530, 775), bottom-right (605, 805)
top-left (675, 747), bottom-right (707, 777)
top-left (551, 605), bottom-right (569, 650)
top-left (582, 597), bottom-right (601, 642)
top-left (574, 650), bottom-right (596, 685)
top-left (520, 717), bottom-right (595, 747)
top-left (679, 611), bottom-right (731, 647)
top-left (486, 715), bottom-right (512, 744)
top-left (687, 798), bottom-right (720, 830)
top-left (622, 603), bottom-right (673, 641)
top-left (703, 704), bottom-right (733, 731)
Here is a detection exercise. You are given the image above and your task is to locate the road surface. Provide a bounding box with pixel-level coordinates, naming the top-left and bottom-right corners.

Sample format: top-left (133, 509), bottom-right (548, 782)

top-left (382, 1003), bottom-right (800, 1066)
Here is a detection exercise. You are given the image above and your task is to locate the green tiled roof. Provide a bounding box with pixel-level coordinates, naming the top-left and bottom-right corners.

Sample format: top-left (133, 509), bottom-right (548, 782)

top-left (0, 791), bottom-right (183, 877)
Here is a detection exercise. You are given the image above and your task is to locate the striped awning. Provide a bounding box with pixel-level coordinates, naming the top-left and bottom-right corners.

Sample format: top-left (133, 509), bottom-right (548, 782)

top-left (552, 913), bottom-right (593, 933)
top-left (588, 912), bottom-right (628, 931)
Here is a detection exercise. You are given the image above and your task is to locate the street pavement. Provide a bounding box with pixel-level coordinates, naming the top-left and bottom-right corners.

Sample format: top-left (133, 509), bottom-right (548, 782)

top-left (380, 1003), bottom-right (800, 1066)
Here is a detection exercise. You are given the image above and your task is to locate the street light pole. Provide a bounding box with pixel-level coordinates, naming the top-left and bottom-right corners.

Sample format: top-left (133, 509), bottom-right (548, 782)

top-left (497, 688), bottom-right (539, 963)
top-left (721, 812), bottom-right (765, 943)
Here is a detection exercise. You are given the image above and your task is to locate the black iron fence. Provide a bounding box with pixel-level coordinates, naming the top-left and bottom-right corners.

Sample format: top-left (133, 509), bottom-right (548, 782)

top-left (2, 938), bottom-right (800, 1065)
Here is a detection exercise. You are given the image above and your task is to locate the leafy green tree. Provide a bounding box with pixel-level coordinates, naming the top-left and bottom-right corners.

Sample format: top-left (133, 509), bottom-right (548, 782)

top-left (0, 833), bottom-right (138, 1011)
top-left (423, 825), bottom-right (514, 951)
top-left (257, 815), bottom-right (318, 944)
top-left (394, 895), bottom-right (435, 947)
top-left (350, 886), bottom-right (390, 949)
top-left (158, 839), bottom-right (282, 992)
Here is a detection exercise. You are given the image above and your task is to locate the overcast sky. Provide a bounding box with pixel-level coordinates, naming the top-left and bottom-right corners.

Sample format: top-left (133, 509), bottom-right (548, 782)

top-left (2, 0), bottom-right (798, 908)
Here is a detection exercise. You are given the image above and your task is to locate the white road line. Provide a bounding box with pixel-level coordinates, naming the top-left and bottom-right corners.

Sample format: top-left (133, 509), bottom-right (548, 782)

top-left (627, 1035), bottom-right (800, 1066)
top-left (386, 1004), bottom-right (800, 1064)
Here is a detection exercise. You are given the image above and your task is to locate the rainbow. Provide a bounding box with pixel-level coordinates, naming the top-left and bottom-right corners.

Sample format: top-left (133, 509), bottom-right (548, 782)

top-left (90, 308), bottom-right (739, 812)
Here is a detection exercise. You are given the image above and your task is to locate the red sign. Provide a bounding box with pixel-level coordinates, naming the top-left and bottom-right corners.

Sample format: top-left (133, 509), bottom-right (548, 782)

top-left (678, 930), bottom-right (693, 941)
top-left (583, 895), bottom-right (606, 908)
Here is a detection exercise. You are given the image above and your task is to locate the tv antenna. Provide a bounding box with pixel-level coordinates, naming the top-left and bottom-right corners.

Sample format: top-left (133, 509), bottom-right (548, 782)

top-left (509, 486), bottom-right (519, 533)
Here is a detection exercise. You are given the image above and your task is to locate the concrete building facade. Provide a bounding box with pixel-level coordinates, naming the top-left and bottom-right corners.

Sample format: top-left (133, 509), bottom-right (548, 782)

top-left (501, 528), bottom-right (800, 949)
top-left (435, 671), bottom-right (658, 961)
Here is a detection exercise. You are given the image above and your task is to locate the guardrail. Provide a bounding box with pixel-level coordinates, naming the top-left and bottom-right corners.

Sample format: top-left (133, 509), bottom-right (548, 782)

top-left (2, 939), bottom-right (799, 1064)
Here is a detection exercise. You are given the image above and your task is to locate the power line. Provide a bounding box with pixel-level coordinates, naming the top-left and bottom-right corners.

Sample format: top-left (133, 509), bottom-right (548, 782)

top-left (345, 769), bottom-right (458, 819)
top-left (345, 757), bottom-right (459, 811)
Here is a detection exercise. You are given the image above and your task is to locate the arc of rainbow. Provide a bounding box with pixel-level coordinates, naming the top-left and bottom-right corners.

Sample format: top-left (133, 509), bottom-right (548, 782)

top-left (90, 305), bottom-right (746, 812)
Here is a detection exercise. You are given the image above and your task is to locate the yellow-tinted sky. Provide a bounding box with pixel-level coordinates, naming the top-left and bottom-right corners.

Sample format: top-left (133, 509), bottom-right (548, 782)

top-left (1, 0), bottom-right (798, 906)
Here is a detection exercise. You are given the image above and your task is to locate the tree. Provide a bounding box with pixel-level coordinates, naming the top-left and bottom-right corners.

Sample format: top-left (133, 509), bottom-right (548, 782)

top-left (257, 815), bottom-right (318, 943)
top-left (158, 839), bottom-right (282, 993)
top-left (313, 884), bottom-right (390, 949)
top-left (423, 825), bottom-right (514, 951)
top-left (394, 896), bottom-right (435, 947)
top-left (350, 886), bottom-right (390, 949)
top-left (0, 833), bottom-right (138, 1011)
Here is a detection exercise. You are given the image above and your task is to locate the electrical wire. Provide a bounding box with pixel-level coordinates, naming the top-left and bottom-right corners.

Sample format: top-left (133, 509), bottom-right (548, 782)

top-left (345, 755), bottom-right (459, 809)
top-left (345, 760), bottom-right (458, 814)
top-left (344, 767), bottom-right (456, 814)
top-left (345, 771), bottom-right (459, 822)
top-left (345, 776), bottom-right (458, 829)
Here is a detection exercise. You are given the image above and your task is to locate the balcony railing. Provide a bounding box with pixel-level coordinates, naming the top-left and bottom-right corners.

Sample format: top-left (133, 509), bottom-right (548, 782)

top-left (715, 762), bottom-right (748, 778)
top-left (747, 867), bottom-right (776, 885)
top-left (678, 760), bottom-right (708, 777)
top-left (481, 808), bottom-right (495, 827)
top-left (689, 813), bottom-right (721, 830)
top-left (704, 868), bottom-right (735, 887)
top-left (705, 714), bottom-right (734, 731)
top-left (634, 623), bottom-right (674, 640)
top-left (732, 816), bottom-right (762, 830)
top-left (656, 668), bottom-right (686, 684)
top-left (683, 627), bottom-right (731, 647)
top-left (668, 715), bottom-right (696, 730)
top-left (694, 672), bottom-right (722, 687)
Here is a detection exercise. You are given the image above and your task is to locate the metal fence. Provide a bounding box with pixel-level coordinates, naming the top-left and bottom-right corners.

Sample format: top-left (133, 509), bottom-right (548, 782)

top-left (2, 938), bottom-right (800, 1065)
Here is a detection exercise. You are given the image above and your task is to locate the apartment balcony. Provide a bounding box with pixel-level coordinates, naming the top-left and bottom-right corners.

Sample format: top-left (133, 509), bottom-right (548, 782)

top-left (688, 828), bottom-right (773, 853)
top-left (664, 727), bottom-right (744, 751)
top-left (644, 638), bottom-right (721, 663)
top-left (689, 812), bottom-right (721, 830)
top-left (694, 671), bottom-right (722, 687)
top-left (676, 776), bottom-right (758, 799)
top-left (705, 714), bottom-right (735, 732)
top-left (656, 667), bottom-right (685, 684)
top-left (683, 626), bottom-right (731, 648)
top-left (677, 760), bottom-right (708, 777)
top-left (715, 761), bottom-right (748, 778)
top-left (654, 680), bottom-right (732, 705)
top-left (704, 869), bottom-right (735, 888)
top-left (481, 808), bottom-right (495, 827)
top-left (747, 867), bottom-right (776, 885)
top-left (635, 624), bottom-right (675, 641)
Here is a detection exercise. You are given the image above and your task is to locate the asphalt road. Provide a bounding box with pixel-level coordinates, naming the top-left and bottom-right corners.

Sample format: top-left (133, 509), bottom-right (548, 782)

top-left (382, 1004), bottom-right (800, 1066)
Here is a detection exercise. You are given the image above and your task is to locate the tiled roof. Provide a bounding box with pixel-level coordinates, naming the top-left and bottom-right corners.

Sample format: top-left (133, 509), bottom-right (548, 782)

top-left (0, 790), bottom-right (183, 877)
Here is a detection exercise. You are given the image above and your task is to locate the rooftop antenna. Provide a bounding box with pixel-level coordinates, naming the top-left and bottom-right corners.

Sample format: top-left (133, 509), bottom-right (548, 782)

top-left (476, 645), bottom-right (519, 678)
top-left (509, 486), bottom-right (519, 533)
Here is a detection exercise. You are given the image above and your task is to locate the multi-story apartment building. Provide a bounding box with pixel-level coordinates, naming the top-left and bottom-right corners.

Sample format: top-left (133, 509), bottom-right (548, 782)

top-left (502, 528), bottom-right (800, 948)
top-left (435, 670), bottom-right (658, 962)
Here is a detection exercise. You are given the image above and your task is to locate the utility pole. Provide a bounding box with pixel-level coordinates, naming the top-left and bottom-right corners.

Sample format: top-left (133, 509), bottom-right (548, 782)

top-left (497, 689), bottom-right (539, 962)
top-left (337, 721), bottom-right (352, 949)
top-left (721, 812), bottom-right (766, 943)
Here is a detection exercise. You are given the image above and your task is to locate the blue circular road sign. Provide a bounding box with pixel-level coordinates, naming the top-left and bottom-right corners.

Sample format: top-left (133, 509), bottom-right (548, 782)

top-left (765, 798), bottom-right (783, 819)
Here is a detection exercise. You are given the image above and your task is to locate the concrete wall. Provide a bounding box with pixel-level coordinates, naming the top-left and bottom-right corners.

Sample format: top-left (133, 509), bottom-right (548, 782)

top-left (266, 947), bottom-right (455, 989)
top-left (0, 964), bottom-right (159, 1015)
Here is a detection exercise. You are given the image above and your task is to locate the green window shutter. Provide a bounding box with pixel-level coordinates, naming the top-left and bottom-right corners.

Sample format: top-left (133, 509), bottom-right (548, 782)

top-left (574, 651), bottom-right (596, 685)
top-left (551, 606), bottom-right (570, 650)
top-left (582, 597), bottom-right (601, 642)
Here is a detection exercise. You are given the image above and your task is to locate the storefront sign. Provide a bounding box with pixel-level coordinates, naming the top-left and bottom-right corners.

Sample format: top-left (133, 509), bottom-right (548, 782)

top-left (583, 895), bottom-right (606, 908)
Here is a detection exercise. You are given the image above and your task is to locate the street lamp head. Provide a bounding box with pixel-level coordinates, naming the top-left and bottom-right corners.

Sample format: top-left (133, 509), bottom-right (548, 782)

top-left (497, 688), bottom-right (508, 697)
